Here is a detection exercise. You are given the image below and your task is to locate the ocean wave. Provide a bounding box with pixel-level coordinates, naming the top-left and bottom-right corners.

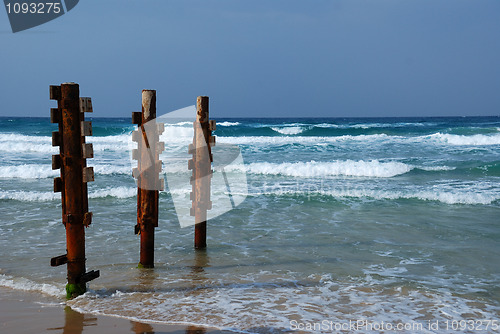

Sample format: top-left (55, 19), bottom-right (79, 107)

top-left (229, 160), bottom-right (412, 178)
top-left (93, 165), bottom-right (131, 175)
top-left (314, 123), bottom-right (340, 128)
top-left (218, 132), bottom-right (500, 147)
top-left (0, 165), bottom-right (57, 179)
top-left (0, 164), bottom-right (131, 179)
top-left (167, 121), bottom-right (193, 126)
top-left (0, 274), bottom-right (65, 298)
top-left (0, 133), bottom-right (132, 154)
top-left (250, 187), bottom-right (499, 205)
top-left (271, 126), bottom-right (305, 135)
top-left (217, 121), bottom-right (241, 127)
top-left (0, 186), bottom-right (137, 202)
top-left (418, 165), bottom-right (456, 171)
top-left (0, 131), bottom-right (190, 155)
top-left (89, 186), bottom-right (137, 199)
top-left (0, 190), bottom-right (58, 201)
top-left (4, 131), bottom-right (499, 158)
top-left (161, 126), bottom-right (194, 141)
top-left (217, 134), bottom-right (392, 146)
top-left (350, 122), bottom-right (429, 129)
top-left (426, 133), bottom-right (500, 146)
top-left (0, 134), bottom-right (56, 153)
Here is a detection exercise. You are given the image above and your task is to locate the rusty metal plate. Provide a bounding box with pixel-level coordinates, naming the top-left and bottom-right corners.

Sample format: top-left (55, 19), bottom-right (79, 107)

top-left (79, 97), bottom-right (93, 113)
top-left (132, 112), bottom-right (142, 125)
top-left (82, 143), bottom-right (94, 159)
top-left (83, 167), bottom-right (94, 183)
top-left (209, 119), bottom-right (216, 131)
top-left (52, 155), bottom-right (61, 170)
top-left (49, 85), bottom-right (61, 100)
top-left (81, 121), bottom-right (92, 136)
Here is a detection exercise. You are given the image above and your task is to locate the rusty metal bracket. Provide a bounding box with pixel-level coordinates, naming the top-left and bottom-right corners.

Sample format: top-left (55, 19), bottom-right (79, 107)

top-left (54, 177), bottom-right (62, 193)
top-left (132, 112), bottom-right (142, 125)
top-left (52, 131), bottom-right (61, 147)
top-left (209, 120), bottom-right (216, 131)
top-left (83, 167), bottom-right (94, 183)
top-left (82, 143), bottom-right (93, 159)
top-left (50, 254), bottom-right (68, 267)
top-left (52, 155), bottom-right (61, 170)
top-left (77, 270), bottom-right (100, 284)
top-left (50, 108), bottom-right (61, 123)
top-left (49, 85), bottom-right (61, 101)
top-left (83, 212), bottom-right (93, 227)
top-left (79, 97), bottom-right (93, 113)
top-left (81, 121), bottom-right (92, 136)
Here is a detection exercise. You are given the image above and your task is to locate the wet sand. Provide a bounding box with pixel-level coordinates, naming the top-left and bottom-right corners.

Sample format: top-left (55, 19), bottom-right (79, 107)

top-left (0, 286), bottom-right (235, 334)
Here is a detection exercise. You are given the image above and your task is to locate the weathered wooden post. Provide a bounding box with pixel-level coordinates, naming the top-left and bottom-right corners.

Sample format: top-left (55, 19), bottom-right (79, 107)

top-left (50, 82), bottom-right (99, 299)
top-left (132, 90), bottom-right (164, 268)
top-left (189, 96), bottom-right (216, 249)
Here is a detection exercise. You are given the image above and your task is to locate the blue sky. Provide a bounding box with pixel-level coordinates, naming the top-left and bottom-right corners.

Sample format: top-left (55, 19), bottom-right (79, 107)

top-left (1, 0), bottom-right (499, 118)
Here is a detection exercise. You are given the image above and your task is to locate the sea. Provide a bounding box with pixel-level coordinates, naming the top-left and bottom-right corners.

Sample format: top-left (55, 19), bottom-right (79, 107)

top-left (0, 116), bottom-right (499, 333)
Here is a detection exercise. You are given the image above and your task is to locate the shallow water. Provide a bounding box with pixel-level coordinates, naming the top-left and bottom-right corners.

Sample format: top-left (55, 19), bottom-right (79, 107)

top-left (1, 116), bottom-right (499, 333)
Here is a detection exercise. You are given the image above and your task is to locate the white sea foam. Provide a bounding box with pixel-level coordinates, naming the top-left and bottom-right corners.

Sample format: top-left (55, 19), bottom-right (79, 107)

top-left (217, 121), bottom-right (241, 127)
top-left (93, 164), bottom-right (131, 175)
top-left (89, 186), bottom-right (137, 199)
top-left (0, 134), bottom-right (55, 153)
top-left (251, 187), bottom-right (499, 205)
top-left (0, 190), bottom-right (58, 201)
top-left (419, 165), bottom-right (456, 171)
top-left (426, 132), bottom-right (500, 146)
top-left (0, 164), bottom-right (57, 179)
top-left (0, 133), bottom-right (133, 154)
top-left (0, 186), bottom-right (137, 202)
top-left (230, 160), bottom-right (412, 178)
top-left (0, 274), bottom-right (65, 298)
top-left (217, 131), bottom-right (500, 148)
top-left (90, 134), bottom-right (131, 152)
top-left (271, 126), bottom-right (305, 135)
top-left (66, 273), bottom-right (500, 333)
top-left (314, 123), bottom-right (340, 128)
top-left (217, 134), bottom-right (392, 146)
top-left (0, 163), bottom-right (131, 179)
top-left (351, 122), bottom-right (428, 129)
top-left (351, 123), bottom-right (388, 129)
top-left (169, 121), bottom-right (193, 126)
top-left (4, 131), bottom-right (498, 159)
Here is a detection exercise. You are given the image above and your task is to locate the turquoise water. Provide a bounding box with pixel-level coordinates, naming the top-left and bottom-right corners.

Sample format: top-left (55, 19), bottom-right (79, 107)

top-left (0, 116), bottom-right (499, 333)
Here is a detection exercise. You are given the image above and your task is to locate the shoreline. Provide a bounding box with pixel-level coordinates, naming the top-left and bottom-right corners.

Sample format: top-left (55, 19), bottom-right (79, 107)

top-left (0, 286), bottom-right (236, 334)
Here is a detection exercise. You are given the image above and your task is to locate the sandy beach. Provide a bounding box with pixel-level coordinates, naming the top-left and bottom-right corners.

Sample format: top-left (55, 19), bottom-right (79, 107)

top-left (0, 286), bottom-right (234, 334)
